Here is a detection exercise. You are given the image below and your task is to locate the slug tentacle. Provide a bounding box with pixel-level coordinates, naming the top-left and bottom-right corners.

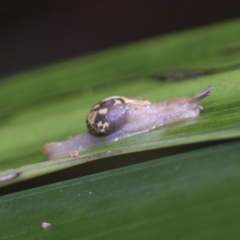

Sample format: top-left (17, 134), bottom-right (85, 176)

top-left (191, 86), bottom-right (212, 103)
top-left (43, 86), bottom-right (212, 160)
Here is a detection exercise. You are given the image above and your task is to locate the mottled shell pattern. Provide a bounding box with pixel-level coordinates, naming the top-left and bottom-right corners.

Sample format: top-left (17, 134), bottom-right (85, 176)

top-left (86, 96), bottom-right (151, 136)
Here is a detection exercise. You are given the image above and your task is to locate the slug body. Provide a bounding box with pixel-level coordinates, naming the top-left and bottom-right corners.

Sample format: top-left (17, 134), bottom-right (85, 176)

top-left (43, 86), bottom-right (212, 160)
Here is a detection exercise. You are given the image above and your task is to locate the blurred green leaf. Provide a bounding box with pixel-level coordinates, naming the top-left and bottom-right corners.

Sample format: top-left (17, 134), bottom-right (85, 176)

top-left (1, 140), bottom-right (240, 240)
top-left (0, 19), bottom-right (240, 185)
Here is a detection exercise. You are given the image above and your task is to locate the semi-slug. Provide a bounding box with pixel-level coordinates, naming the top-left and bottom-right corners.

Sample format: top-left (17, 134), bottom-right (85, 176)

top-left (43, 86), bottom-right (212, 160)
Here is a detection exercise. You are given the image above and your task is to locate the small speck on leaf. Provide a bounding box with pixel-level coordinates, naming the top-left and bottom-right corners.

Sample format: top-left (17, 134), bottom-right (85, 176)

top-left (42, 222), bottom-right (51, 229)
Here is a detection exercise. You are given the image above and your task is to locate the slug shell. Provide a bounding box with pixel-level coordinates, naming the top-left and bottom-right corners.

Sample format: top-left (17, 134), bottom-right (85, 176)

top-left (86, 96), bottom-right (151, 136)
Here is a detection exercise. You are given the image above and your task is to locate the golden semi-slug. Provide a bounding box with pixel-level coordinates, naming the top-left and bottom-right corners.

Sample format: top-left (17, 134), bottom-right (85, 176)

top-left (43, 86), bottom-right (212, 160)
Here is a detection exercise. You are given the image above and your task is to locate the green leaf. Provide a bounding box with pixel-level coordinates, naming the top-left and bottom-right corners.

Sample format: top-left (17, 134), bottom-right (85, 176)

top-left (1, 141), bottom-right (240, 240)
top-left (0, 19), bottom-right (240, 185)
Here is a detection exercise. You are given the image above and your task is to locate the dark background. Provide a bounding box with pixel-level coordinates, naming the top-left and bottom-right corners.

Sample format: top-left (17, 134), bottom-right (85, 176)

top-left (1, 0), bottom-right (239, 79)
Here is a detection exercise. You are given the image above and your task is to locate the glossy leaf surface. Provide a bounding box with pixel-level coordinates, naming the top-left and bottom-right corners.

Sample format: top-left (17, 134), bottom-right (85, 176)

top-left (1, 141), bottom-right (240, 239)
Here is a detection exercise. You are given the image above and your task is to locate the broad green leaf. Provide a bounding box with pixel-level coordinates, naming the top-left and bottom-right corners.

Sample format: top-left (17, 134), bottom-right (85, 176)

top-left (1, 141), bottom-right (240, 240)
top-left (0, 19), bottom-right (240, 185)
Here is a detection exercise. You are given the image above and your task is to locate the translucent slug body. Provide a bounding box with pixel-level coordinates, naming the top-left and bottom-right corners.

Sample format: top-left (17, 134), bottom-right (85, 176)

top-left (43, 86), bottom-right (212, 160)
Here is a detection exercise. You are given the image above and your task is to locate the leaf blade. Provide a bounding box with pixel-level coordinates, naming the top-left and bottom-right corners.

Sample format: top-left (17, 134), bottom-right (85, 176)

top-left (1, 141), bottom-right (240, 239)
